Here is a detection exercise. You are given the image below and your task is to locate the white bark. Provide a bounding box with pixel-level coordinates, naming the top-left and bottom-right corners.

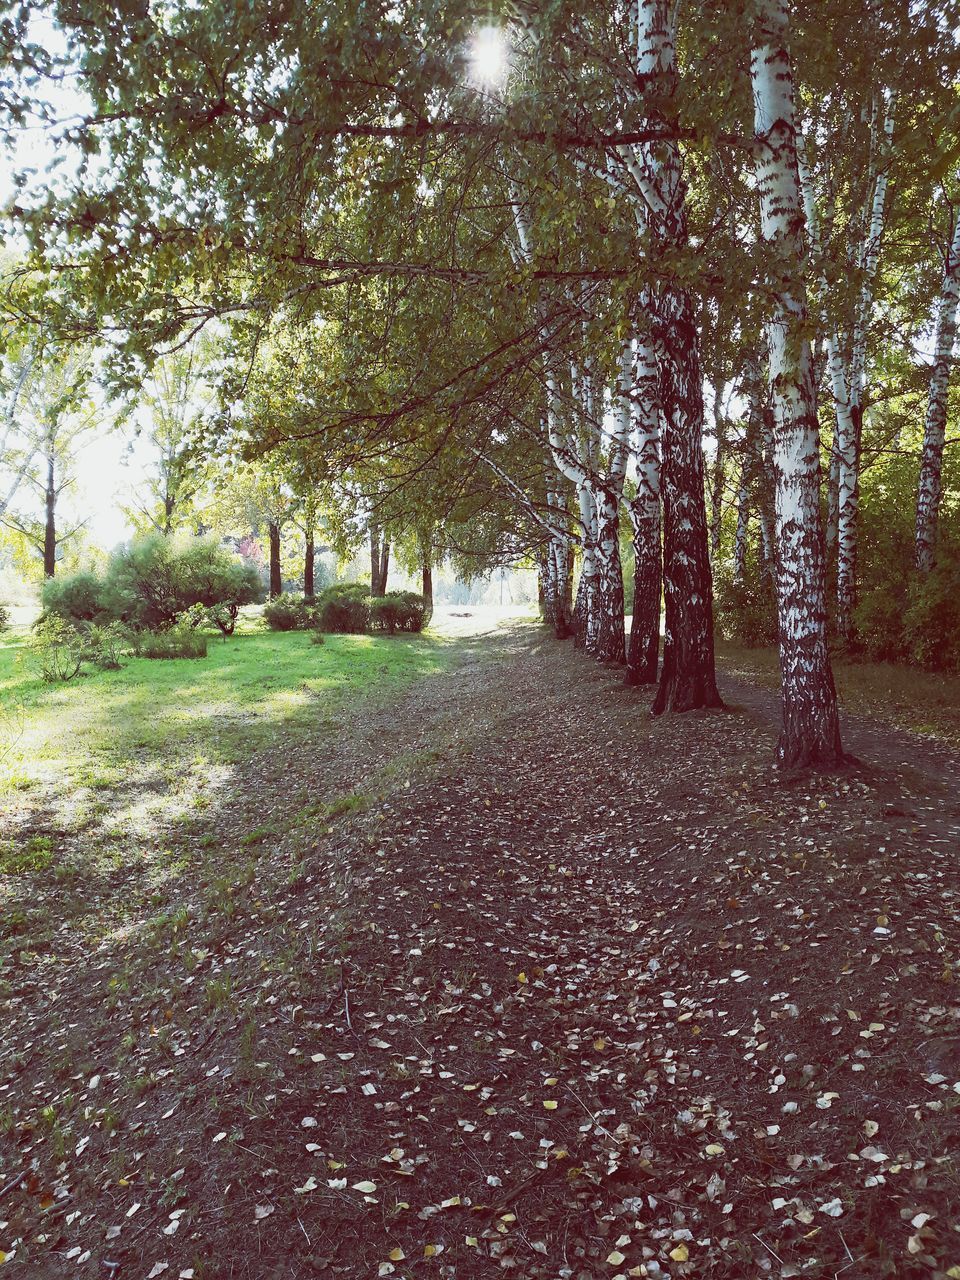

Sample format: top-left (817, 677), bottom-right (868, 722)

top-left (751, 0), bottom-right (843, 767)
top-left (800, 99), bottom-right (894, 638)
top-left (916, 209), bottom-right (960, 572)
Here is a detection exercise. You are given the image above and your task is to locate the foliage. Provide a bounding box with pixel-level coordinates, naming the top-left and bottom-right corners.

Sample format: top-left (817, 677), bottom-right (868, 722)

top-left (713, 569), bottom-right (778, 649)
top-left (0, 601), bottom-right (8, 631)
top-left (132, 625), bottom-right (209, 660)
top-left (31, 615), bottom-right (84, 682)
top-left (853, 544), bottom-right (960, 673)
top-left (79, 622), bottom-right (129, 671)
top-left (41, 535), bottom-right (262, 633)
top-left (367, 590), bottom-right (428, 635)
top-left (315, 582), bottom-right (371, 635)
top-left (263, 593), bottom-right (319, 632)
top-left (903, 554), bottom-right (960, 672)
top-left (41, 570), bottom-right (106, 623)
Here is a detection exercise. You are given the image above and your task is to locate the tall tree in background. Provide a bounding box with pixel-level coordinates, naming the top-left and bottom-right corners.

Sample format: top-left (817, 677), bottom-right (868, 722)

top-left (126, 343), bottom-right (216, 536)
top-left (0, 341), bottom-right (104, 577)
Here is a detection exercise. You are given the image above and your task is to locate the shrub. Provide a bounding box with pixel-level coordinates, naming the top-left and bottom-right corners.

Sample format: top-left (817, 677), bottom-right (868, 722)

top-left (32, 616), bottom-right (85, 682)
top-left (903, 553), bottom-right (960, 672)
top-left (0, 603), bottom-right (9, 632)
top-left (41, 571), bottom-right (107, 624)
top-left (713, 570), bottom-right (778, 648)
top-left (368, 590), bottom-right (428, 635)
top-left (109, 534), bottom-right (264, 632)
top-left (134, 625), bottom-right (209, 660)
top-left (42, 535), bottom-right (263, 635)
top-left (315, 583), bottom-right (371, 634)
top-left (175, 539), bottom-right (264, 634)
top-left (310, 629), bottom-right (325, 646)
top-left (79, 622), bottom-right (129, 670)
top-left (852, 585), bottom-right (909, 664)
top-left (263, 593), bottom-right (319, 632)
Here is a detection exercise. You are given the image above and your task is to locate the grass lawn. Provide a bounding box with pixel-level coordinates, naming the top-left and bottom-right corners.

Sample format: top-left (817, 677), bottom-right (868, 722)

top-left (0, 614), bottom-right (458, 958)
top-left (0, 616), bottom-right (455, 790)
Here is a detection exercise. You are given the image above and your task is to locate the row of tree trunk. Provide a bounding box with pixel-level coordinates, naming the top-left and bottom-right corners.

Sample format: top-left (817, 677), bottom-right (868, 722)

top-left (534, 0), bottom-right (845, 769)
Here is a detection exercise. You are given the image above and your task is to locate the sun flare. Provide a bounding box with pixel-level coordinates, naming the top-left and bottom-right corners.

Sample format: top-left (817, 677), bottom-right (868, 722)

top-left (469, 25), bottom-right (509, 87)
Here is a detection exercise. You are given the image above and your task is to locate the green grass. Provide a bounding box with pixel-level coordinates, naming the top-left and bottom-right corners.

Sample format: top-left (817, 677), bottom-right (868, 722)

top-left (0, 618), bottom-right (455, 797)
top-left (0, 614), bottom-right (459, 957)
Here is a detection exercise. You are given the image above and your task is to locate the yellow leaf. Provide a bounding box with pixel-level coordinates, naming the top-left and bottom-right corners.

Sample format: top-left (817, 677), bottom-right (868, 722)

top-left (388, 1248), bottom-right (405, 1262)
top-left (543, 1100), bottom-right (558, 1110)
top-left (424, 1245), bottom-right (437, 1258)
top-left (606, 1251), bottom-right (626, 1265)
top-left (669, 1244), bottom-right (689, 1262)
top-left (593, 1038), bottom-right (606, 1051)
top-left (517, 972), bottom-right (527, 984)
top-left (0, 1252), bottom-right (7, 1265)
top-left (704, 1144), bottom-right (724, 1156)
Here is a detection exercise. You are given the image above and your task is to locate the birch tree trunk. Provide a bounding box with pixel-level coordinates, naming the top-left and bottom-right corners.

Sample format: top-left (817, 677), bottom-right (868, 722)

top-left (623, 0), bottom-right (721, 714)
top-left (651, 292), bottom-right (722, 713)
top-left (800, 102), bottom-right (894, 640)
top-left (916, 211), bottom-right (960, 572)
top-left (709, 386), bottom-right (726, 557)
top-left (751, 0), bottom-right (844, 769)
top-left (625, 335), bottom-right (661, 685)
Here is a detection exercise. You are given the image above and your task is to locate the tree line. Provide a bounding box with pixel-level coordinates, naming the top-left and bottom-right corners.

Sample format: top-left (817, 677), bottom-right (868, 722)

top-left (1, 0), bottom-right (959, 766)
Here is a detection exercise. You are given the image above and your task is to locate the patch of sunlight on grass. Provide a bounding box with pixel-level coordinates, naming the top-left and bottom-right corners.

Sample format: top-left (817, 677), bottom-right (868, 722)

top-left (0, 626), bottom-right (458, 802)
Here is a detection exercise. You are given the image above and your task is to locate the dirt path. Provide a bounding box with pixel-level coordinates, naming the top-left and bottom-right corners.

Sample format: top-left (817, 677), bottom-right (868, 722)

top-left (3, 620), bottom-right (960, 1280)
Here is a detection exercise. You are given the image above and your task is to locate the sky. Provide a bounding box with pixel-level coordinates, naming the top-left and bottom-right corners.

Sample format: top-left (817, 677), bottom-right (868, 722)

top-left (0, 17), bottom-right (174, 552)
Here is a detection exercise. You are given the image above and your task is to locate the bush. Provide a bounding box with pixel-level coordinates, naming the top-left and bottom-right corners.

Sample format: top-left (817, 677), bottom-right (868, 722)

top-left (0, 603), bottom-right (9, 632)
top-left (41, 571), bottom-right (107, 624)
top-left (134, 625), bottom-right (209, 660)
top-left (713, 570), bottom-right (778, 648)
top-left (368, 590), bottom-right (428, 635)
top-left (32, 617), bottom-right (85, 682)
top-left (903, 553), bottom-right (960, 672)
top-left (175, 539), bottom-right (264, 634)
top-left (42, 536), bottom-right (263, 636)
top-left (852, 585), bottom-right (909, 664)
top-left (315, 583), bottom-right (371, 634)
top-left (103, 533), bottom-right (263, 632)
top-left (79, 622), bottom-right (129, 670)
top-left (263, 593), bottom-right (319, 632)
top-left (850, 545), bottom-right (960, 672)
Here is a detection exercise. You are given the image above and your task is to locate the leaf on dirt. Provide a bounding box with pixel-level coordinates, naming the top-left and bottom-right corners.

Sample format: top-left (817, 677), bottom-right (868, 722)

top-left (254, 1204), bottom-right (275, 1221)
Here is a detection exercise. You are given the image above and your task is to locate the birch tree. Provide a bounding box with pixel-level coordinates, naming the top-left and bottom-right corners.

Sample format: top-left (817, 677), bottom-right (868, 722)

top-left (915, 208), bottom-right (960, 572)
top-left (749, 0), bottom-right (844, 768)
top-left (609, 0), bottom-right (721, 713)
top-left (623, 331), bottom-right (661, 686)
